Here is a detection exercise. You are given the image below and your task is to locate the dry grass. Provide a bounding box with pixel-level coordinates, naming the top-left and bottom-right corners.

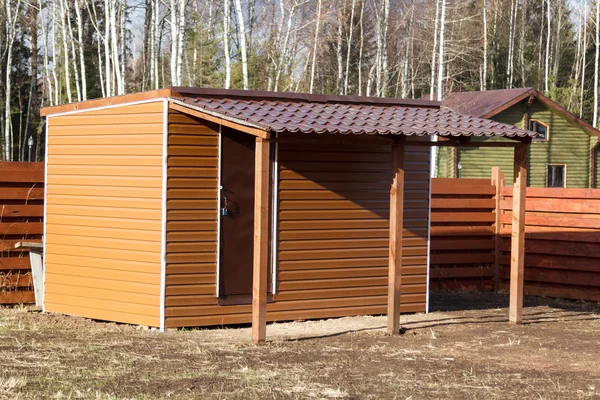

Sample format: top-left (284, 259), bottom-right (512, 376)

top-left (0, 292), bottom-right (599, 399)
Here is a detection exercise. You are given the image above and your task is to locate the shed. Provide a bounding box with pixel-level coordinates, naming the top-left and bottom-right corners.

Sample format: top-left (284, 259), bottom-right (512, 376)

top-left (40, 88), bottom-right (535, 342)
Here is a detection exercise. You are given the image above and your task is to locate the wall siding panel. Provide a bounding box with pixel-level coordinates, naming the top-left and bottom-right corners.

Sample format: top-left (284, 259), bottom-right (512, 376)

top-left (163, 119), bottom-right (431, 328)
top-left (45, 101), bottom-right (164, 327)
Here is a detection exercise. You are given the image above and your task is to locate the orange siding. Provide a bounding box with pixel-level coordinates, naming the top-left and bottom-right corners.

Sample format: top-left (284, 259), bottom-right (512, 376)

top-left (45, 101), bottom-right (164, 327)
top-left (164, 110), bottom-right (220, 326)
top-left (164, 123), bottom-right (430, 328)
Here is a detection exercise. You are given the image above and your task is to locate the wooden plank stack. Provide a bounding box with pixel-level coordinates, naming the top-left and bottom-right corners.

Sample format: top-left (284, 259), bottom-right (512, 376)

top-left (0, 162), bottom-right (44, 304)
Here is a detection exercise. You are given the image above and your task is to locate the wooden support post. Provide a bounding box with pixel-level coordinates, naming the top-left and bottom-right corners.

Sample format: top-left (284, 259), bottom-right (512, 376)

top-left (252, 137), bottom-right (270, 344)
top-left (387, 138), bottom-right (405, 335)
top-left (509, 144), bottom-right (527, 325)
top-left (491, 167), bottom-right (505, 292)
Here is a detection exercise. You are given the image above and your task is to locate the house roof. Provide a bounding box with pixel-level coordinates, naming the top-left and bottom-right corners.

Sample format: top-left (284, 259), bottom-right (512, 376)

top-left (441, 88), bottom-right (600, 138)
top-left (41, 87), bottom-right (536, 140)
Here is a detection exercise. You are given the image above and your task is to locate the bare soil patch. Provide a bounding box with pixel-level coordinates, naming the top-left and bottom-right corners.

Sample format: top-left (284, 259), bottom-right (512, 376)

top-left (0, 292), bottom-right (599, 399)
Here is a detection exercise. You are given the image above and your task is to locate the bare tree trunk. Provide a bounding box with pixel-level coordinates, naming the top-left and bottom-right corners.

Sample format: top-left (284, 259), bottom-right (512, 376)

top-left (571, 4), bottom-right (583, 109)
top-left (544, 0), bottom-right (551, 93)
top-left (234, 0), bottom-right (249, 89)
top-left (51, 0), bottom-right (60, 103)
top-left (506, 0), bottom-right (515, 88)
top-left (154, 0), bottom-right (160, 89)
top-left (594, 0), bottom-right (599, 127)
top-left (40, 0), bottom-right (54, 106)
top-left (309, 0), bottom-right (322, 94)
top-left (3, 0), bottom-right (21, 161)
top-left (357, 0), bottom-right (364, 96)
top-left (87, 0), bottom-right (106, 97)
top-left (537, 1), bottom-right (544, 88)
top-left (430, 0), bottom-right (440, 99)
top-left (380, 0), bottom-right (389, 96)
top-left (436, 0), bottom-right (446, 101)
top-left (519, 0), bottom-right (527, 85)
top-left (482, 0), bottom-right (487, 90)
top-left (104, 0), bottom-right (113, 96)
top-left (223, 0), bottom-right (231, 88)
top-left (74, 0), bottom-right (87, 100)
top-left (580, 1), bottom-right (587, 117)
top-left (59, 0), bottom-right (73, 103)
top-left (344, 0), bottom-right (357, 95)
top-left (110, 0), bottom-right (124, 94)
top-left (177, 0), bottom-right (185, 85)
top-left (336, 4), bottom-right (344, 95)
top-left (64, 0), bottom-right (82, 102)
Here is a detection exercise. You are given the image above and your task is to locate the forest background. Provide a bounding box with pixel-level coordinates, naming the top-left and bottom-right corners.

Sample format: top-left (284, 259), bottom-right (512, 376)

top-left (0, 0), bottom-right (598, 160)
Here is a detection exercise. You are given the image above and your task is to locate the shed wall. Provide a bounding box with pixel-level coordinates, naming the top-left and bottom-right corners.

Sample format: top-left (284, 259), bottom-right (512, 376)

top-left (164, 114), bottom-right (430, 328)
top-left (44, 101), bottom-right (164, 327)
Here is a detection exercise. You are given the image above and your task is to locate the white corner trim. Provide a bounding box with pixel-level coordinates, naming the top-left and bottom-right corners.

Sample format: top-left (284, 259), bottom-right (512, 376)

top-left (44, 98), bottom-right (166, 118)
top-left (216, 125), bottom-right (223, 297)
top-left (426, 146), bottom-right (433, 314)
top-left (159, 99), bottom-right (168, 331)
top-left (271, 135), bottom-right (279, 294)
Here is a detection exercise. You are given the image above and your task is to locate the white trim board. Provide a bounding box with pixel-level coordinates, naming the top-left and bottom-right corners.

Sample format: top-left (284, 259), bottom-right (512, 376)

top-left (216, 125), bottom-right (223, 297)
top-left (271, 135), bottom-right (279, 294)
top-left (159, 99), bottom-right (168, 331)
top-left (43, 98), bottom-right (166, 118)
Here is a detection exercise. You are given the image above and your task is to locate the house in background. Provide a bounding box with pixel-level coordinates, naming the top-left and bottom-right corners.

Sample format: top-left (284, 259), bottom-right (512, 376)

top-left (436, 88), bottom-right (600, 188)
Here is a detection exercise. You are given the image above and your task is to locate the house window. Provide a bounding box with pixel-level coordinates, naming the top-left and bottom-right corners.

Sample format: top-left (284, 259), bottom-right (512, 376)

top-left (529, 120), bottom-right (549, 141)
top-left (546, 164), bottom-right (566, 188)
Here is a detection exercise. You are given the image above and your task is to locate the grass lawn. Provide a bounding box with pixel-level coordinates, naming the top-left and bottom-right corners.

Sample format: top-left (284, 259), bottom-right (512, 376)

top-left (0, 292), bottom-right (599, 399)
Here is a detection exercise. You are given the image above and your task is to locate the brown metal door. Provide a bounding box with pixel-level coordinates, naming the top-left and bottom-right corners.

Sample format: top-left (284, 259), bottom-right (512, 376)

top-left (219, 128), bottom-right (256, 298)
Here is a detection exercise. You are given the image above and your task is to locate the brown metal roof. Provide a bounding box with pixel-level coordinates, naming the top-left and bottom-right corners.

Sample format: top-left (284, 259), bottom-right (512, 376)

top-left (40, 87), bottom-right (536, 139)
top-left (441, 88), bottom-right (533, 118)
top-left (171, 90), bottom-right (535, 139)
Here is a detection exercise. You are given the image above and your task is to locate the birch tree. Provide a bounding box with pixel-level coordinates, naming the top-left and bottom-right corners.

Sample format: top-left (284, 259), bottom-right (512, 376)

top-left (223, 0), bottom-right (231, 88)
top-left (594, 0), bottom-right (599, 127)
top-left (430, 0), bottom-right (440, 99)
top-left (234, 0), bottom-right (249, 89)
top-left (436, 0), bottom-right (446, 101)
top-left (3, 0), bottom-right (21, 160)
top-left (309, 0), bottom-right (321, 93)
top-left (482, 0), bottom-right (487, 90)
top-left (544, 0), bottom-right (551, 93)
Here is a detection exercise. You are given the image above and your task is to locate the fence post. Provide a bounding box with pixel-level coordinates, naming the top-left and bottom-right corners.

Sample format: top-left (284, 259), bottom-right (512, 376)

top-left (491, 167), bottom-right (504, 292)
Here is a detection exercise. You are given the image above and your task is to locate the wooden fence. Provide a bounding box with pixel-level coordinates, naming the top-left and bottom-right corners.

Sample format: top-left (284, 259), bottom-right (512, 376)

top-left (430, 172), bottom-right (600, 302)
top-left (429, 178), bottom-right (497, 290)
top-left (0, 162), bottom-right (44, 304)
top-left (1, 163), bottom-right (598, 305)
top-left (498, 187), bottom-right (600, 302)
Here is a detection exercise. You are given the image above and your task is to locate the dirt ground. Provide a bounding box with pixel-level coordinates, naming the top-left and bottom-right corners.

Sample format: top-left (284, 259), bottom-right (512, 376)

top-left (0, 292), bottom-right (599, 400)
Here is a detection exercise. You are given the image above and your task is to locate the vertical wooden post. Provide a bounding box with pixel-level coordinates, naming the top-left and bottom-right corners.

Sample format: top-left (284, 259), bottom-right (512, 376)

top-left (387, 138), bottom-right (405, 335)
top-left (252, 137), bottom-right (270, 344)
top-left (509, 144), bottom-right (527, 325)
top-left (491, 167), bottom-right (505, 292)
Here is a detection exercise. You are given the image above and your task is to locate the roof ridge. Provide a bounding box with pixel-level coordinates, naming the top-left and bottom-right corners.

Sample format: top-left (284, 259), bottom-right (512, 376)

top-left (170, 87), bottom-right (441, 108)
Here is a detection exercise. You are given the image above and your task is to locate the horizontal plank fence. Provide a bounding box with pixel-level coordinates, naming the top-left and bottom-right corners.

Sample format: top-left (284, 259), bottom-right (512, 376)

top-left (498, 187), bottom-right (600, 302)
top-left (0, 162), bottom-right (44, 304)
top-left (429, 178), bottom-right (497, 291)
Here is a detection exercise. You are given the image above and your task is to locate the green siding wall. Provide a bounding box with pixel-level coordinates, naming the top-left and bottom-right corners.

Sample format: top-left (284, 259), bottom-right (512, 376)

top-left (438, 98), bottom-right (594, 188)
top-left (594, 141), bottom-right (600, 188)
